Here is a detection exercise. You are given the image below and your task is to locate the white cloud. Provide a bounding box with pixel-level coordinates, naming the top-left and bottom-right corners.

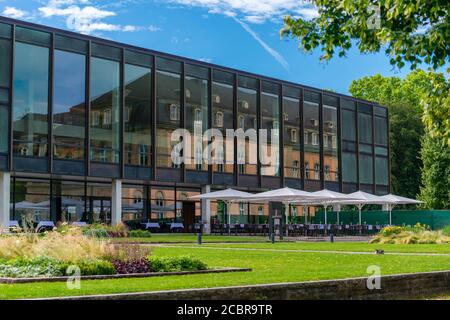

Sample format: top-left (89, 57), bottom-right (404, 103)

top-left (37, 0), bottom-right (160, 35)
top-left (168, 0), bottom-right (318, 24)
top-left (148, 25), bottom-right (162, 32)
top-left (198, 57), bottom-right (212, 63)
top-left (233, 17), bottom-right (289, 71)
top-left (2, 6), bottom-right (28, 19)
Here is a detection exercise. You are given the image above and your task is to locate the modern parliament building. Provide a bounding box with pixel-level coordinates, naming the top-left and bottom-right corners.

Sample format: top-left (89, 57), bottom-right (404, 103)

top-left (0, 17), bottom-right (390, 232)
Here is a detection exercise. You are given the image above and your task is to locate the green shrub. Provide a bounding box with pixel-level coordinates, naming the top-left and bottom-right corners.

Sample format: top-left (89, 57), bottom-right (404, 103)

top-left (82, 225), bottom-right (110, 238)
top-left (149, 256), bottom-right (207, 272)
top-left (441, 225), bottom-right (450, 236)
top-left (130, 230), bottom-right (152, 238)
top-left (74, 260), bottom-right (115, 276)
top-left (0, 257), bottom-right (68, 278)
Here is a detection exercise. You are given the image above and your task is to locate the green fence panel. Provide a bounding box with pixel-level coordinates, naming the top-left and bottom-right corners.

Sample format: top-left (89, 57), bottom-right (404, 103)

top-left (310, 210), bottom-right (450, 229)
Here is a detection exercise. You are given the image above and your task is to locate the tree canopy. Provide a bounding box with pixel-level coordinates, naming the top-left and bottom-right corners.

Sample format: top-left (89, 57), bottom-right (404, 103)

top-left (281, 0), bottom-right (450, 70)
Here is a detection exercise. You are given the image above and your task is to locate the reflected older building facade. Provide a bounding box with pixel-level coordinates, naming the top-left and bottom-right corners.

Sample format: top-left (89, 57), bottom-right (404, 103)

top-left (0, 18), bottom-right (390, 229)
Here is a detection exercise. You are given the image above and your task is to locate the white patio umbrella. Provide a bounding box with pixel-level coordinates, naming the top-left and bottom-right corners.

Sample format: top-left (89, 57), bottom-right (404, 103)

top-left (243, 187), bottom-right (321, 229)
top-left (333, 191), bottom-right (385, 226)
top-left (189, 188), bottom-right (253, 235)
top-left (294, 189), bottom-right (360, 233)
top-left (378, 194), bottom-right (423, 225)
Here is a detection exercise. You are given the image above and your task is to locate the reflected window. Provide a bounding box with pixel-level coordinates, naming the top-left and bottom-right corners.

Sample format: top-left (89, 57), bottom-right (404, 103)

top-left (156, 70), bottom-right (181, 168)
top-left (212, 80), bottom-right (234, 174)
top-left (53, 50), bottom-right (86, 161)
top-left (237, 86), bottom-right (257, 175)
top-left (323, 103), bottom-right (338, 182)
top-left (261, 91), bottom-right (280, 176)
top-left (13, 42), bottom-right (49, 157)
top-left (185, 75), bottom-right (208, 172)
top-left (90, 57), bottom-right (120, 163)
top-left (124, 63), bottom-right (151, 167)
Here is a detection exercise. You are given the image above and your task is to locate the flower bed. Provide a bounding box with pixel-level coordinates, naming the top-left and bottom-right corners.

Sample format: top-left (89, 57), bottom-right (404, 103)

top-left (0, 229), bottom-right (207, 279)
top-left (370, 223), bottom-right (450, 244)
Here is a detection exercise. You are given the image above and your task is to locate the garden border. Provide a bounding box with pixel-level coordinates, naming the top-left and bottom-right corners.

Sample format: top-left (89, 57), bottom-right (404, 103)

top-left (0, 267), bottom-right (251, 284)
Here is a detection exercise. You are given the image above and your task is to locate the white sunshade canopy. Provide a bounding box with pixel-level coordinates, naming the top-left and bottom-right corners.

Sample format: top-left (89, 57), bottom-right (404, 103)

top-left (332, 191), bottom-right (386, 206)
top-left (189, 188), bottom-right (253, 202)
top-left (293, 189), bottom-right (361, 205)
top-left (243, 187), bottom-right (321, 203)
top-left (378, 194), bottom-right (423, 205)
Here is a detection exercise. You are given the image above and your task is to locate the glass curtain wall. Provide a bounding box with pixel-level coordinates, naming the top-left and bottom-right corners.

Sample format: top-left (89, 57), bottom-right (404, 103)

top-left (53, 50), bottom-right (86, 160)
top-left (156, 69), bottom-right (181, 168)
top-left (11, 178), bottom-right (51, 223)
top-left (303, 91), bottom-right (321, 182)
top-left (341, 99), bottom-right (358, 191)
top-left (260, 83), bottom-right (280, 176)
top-left (0, 27), bottom-right (11, 155)
top-left (212, 72), bottom-right (234, 174)
top-left (283, 93), bottom-right (301, 179)
top-left (358, 104), bottom-right (374, 188)
top-left (124, 63), bottom-right (152, 166)
top-left (13, 41), bottom-right (50, 157)
top-left (185, 68), bottom-right (208, 171)
top-left (237, 81), bottom-right (257, 175)
top-left (323, 96), bottom-right (339, 183)
top-left (374, 107), bottom-right (389, 190)
top-left (90, 57), bottom-right (120, 163)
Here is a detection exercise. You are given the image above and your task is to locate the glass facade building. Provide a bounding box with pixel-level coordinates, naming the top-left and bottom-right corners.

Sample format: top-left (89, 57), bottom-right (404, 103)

top-left (0, 18), bottom-right (390, 228)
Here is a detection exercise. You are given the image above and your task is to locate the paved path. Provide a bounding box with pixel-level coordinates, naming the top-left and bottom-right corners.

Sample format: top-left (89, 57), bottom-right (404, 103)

top-left (162, 245), bottom-right (450, 257)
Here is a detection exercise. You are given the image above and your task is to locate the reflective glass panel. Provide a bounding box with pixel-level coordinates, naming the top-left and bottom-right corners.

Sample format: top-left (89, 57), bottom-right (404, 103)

top-left (90, 57), bottom-right (121, 163)
top-left (303, 98), bottom-right (320, 180)
top-left (323, 104), bottom-right (338, 182)
top-left (283, 97), bottom-right (300, 178)
top-left (13, 42), bottom-right (49, 157)
top-left (261, 92), bottom-right (280, 176)
top-left (185, 75), bottom-right (208, 171)
top-left (237, 87), bottom-right (257, 175)
top-left (156, 70), bottom-right (181, 168)
top-left (53, 50), bottom-right (86, 160)
top-left (212, 81), bottom-right (234, 173)
top-left (124, 64), bottom-right (152, 166)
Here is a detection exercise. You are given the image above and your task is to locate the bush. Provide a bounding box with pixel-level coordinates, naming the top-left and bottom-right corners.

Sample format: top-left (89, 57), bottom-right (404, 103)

top-left (149, 256), bottom-right (207, 273)
top-left (75, 260), bottom-right (115, 276)
top-left (130, 230), bottom-right (152, 238)
top-left (441, 225), bottom-right (450, 236)
top-left (371, 225), bottom-right (450, 244)
top-left (112, 258), bottom-right (151, 274)
top-left (82, 223), bottom-right (129, 238)
top-left (0, 257), bottom-right (68, 278)
top-left (82, 227), bottom-right (110, 238)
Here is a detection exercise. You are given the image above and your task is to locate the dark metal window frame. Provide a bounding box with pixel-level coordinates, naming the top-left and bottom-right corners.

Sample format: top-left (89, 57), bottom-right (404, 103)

top-left (2, 16), bottom-right (389, 194)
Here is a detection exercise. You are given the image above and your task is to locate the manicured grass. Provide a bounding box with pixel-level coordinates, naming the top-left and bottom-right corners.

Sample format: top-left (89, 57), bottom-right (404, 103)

top-left (112, 234), bottom-right (272, 243)
top-left (178, 242), bottom-right (450, 254)
top-left (1, 243), bottom-right (450, 299)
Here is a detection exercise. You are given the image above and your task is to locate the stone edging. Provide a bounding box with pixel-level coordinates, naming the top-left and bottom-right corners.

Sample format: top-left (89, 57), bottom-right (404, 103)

top-left (0, 267), bottom-right (251, 284)
top-left (34, 269), bottom-right (450, 300)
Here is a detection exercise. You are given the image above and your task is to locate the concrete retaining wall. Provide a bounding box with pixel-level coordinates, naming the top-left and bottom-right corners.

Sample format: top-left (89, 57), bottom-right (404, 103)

top-left (44, 270), bottom-right (450, 300)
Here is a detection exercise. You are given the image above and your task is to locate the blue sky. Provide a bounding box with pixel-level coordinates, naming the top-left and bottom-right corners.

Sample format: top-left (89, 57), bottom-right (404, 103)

top-left (0, 0), bottom-right (424, 94)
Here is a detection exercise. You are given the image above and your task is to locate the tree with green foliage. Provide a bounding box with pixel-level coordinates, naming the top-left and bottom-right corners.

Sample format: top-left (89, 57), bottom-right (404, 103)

top-left (281, 0), bottom-right (449, 70)
top-left (418, 73), bottom-right (450, 209)
top-left (349, 71), bottom-right (431, 199)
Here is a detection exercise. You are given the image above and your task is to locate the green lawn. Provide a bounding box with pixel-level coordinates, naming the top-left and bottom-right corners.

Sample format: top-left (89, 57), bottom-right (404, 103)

top-left (175, 242), bottom-right (450, 254)
top-left (1, 242), bottom-right (450, 299)
top-left (112, 234), bottom-right (273, 243)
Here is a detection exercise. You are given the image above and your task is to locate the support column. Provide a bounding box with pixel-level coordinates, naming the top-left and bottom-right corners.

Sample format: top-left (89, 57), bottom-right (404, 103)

top-left (0, 172), bottom-right (11, 232)
top-left (333, 204), bottom-right (341, 225)
top-left (201, 185), bottom-right (211, 234)
top-left (111, 179), bottom-right (122, 226)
